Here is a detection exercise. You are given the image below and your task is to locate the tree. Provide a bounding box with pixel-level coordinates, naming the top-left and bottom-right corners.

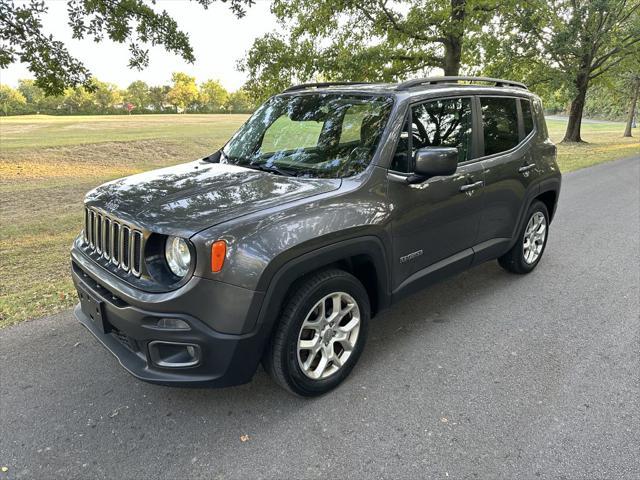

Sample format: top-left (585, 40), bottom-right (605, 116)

top-left (623, 74), bottom-right (640, 136)
top-left (487, 0), bottom-right (640, 142)
top-left (0, 0), bottom-right (254, 96)
top-left (0, 84), bottom-right (26, 115)
top-left (226, 89), bottom-right (254, 112)
top-left (125, 80), bottom-right (151, 111)
top-left (93, 80), bottom-right (123, 113)
top-left (167, 72), bottom-right (199, 112)
top-left (62, 86), bottom-right (93, 113)
top-left (240, 0), bottom-right (508, 102)
top-left (199, 79), bottom-right (229, 112)
top-left (17, 79), bottom-right (44, 112)
top-left (148, 85), bottom-right (170, 111)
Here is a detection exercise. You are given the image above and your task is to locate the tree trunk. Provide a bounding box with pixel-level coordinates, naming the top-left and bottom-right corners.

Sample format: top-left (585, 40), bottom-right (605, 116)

top-left (563, 72), bottom-right (589, 143)
top-left (623, 76), bottom-right (639, 137)
top-left (443, 0), bottom-right (465, 76)
top-left (443, 37), bottom-right (462, 76)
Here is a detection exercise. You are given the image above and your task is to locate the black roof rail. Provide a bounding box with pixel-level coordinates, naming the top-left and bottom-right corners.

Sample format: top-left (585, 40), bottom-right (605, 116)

top-left (396, 76), bottom-right (528, 91)
top-left (283, 81), bottom-right (372, 92)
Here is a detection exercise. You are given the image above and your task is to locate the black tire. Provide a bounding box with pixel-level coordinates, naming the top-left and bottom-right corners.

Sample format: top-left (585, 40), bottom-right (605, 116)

top-left (498, 200), bottom-right (550, 274)
top-left (263, 268), bottom-right (370, 397)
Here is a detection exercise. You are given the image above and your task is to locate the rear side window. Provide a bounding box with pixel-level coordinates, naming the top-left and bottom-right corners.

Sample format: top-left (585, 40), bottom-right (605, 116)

top-left (521, 99), bottom-right (534, 135)
top-left (480, 97), bottom-right (519, 156)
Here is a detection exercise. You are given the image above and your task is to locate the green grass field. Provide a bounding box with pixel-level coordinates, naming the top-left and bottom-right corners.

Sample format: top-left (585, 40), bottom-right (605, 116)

top-left (1, 114), bottom-right (638, 327)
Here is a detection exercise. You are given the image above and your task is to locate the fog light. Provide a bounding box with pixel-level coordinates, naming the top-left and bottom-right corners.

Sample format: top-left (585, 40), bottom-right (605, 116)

top-left (148, 341), bottom-right (200, 368)
top-left (156, 318), bottom-right (190, 330)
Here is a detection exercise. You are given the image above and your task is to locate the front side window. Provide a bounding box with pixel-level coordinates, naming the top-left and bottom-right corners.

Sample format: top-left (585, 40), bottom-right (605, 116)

top-left (390, 97), bottom-right (473, 172)
top-left (480, 97), bottom-right (519, 155)
top-left (222, 93), bottom-right (393, 178)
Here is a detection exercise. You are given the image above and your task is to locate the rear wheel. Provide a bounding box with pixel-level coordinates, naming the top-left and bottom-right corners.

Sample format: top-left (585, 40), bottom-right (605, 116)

top-left (263, 269), bottom-right (369, 396)
top-left (498, 200), bottom-right (549, 274)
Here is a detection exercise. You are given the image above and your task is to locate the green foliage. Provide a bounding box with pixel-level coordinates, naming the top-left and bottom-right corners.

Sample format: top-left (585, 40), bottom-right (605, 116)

top-left (0, 0), bottom-right (255, 95)
top-left (148, 85), bottom-right (170, 111)
top-left (482, 0), bottom-right (640, 140)
top-left (240, 0), bottom-right (510, 102)
top-left (92, 80), bottom-right (123, 112)
top-left (17, 79), bottom-right (45, 109)
top-left (199, 79), bottom-right (229, 112)
top-left (226, 89), bottom-right (255, 113)
top-left (1, 73), bottom-right (248, 115)
top-left (0, 84), bottom-right (26, 115)
top-left (125, 80), bottom-right (151, 111)
top-left (167, 72), bottom-right (199, 112)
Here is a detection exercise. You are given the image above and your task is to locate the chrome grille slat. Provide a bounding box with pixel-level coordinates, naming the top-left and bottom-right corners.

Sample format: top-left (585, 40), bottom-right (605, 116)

top-left (111, 222), bottom-right (120, 265)
top-left (121, 225), bottom-right (131, 271)
top-left (131, 231), bottom-right (143, 276)
top-left (82, 207), bottom-right (144, 277)
top-left (96, 213), bottom-right (103, 254)
top-left (84, 208), bottom-right (89, 243)
top-left (103, 217), bottom-right (111, 259)
top-left (89, 210), bottom-right (96, 248)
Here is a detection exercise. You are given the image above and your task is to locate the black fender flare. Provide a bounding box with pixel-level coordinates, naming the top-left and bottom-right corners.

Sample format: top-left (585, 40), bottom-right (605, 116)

top-left (254, 235), bottom-right (391, 335)
top-left (508, 177), bottom-right (561, 249)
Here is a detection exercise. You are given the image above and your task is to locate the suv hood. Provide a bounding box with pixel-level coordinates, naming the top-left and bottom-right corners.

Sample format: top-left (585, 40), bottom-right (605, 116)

top-left (85, 161), bottom-right (342, 237)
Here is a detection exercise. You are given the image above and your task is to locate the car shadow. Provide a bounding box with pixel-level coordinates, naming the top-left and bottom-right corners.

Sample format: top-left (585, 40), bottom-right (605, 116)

top-left (131, 259), bottom-right (523, 410)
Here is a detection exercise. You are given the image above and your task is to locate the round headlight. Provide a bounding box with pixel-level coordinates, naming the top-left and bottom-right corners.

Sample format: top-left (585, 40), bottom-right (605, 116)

top-left (165, 236), bottom-right (191, 278)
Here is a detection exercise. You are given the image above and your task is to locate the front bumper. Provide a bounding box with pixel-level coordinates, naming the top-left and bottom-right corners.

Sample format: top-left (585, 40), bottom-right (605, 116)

top-left (71, 249), bottom-right (269, 388)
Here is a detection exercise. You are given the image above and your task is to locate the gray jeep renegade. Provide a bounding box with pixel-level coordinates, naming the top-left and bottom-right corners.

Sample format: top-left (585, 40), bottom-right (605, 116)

top-left (72, 76), bottom-right (561, 396)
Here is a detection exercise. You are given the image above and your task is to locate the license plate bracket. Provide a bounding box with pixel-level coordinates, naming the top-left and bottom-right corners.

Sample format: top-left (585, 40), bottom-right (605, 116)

top-left (78, 287), bottom-right (110, 334)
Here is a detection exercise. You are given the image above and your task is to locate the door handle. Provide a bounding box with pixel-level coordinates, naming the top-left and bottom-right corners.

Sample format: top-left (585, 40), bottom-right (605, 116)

top-left (519, 164), bottom-right (536, 173)
top-left (460, 180), bottom-right (484, 192)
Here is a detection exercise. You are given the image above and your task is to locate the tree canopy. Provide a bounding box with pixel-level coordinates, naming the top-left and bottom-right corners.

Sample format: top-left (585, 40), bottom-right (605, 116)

top-left (1, 74), bottom-right (255, 115)
top-left (0, 0), bottom-right (254, 95)
top-left (484, 0), bottom-right (640, 141)
top-left (240, 0), bottom-right (508, 102)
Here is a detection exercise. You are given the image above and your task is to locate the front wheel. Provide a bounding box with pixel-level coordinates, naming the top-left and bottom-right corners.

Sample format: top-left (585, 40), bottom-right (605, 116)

top-left (263, 269), bottom-right (370, 396)
top-left (498, 200), bottom-right (550, 274)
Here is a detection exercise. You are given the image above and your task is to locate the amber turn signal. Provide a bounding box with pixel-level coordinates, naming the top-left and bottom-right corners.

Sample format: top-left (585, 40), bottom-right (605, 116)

top-left (211, 240), bottom-right (227, 272)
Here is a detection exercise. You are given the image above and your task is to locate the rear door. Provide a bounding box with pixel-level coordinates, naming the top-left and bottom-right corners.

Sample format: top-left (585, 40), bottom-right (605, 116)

top-left (388, 96), bottom-right (485, 289)
top-left (475, 96), bottom-right (536, 261)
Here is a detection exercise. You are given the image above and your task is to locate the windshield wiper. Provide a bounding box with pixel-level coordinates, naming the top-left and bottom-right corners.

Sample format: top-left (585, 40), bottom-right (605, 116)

top-left (245, 163), bottom-right (297, 177)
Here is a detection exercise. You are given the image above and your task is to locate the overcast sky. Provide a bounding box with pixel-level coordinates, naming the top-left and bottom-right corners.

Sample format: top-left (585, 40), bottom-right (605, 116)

top-left (0, 0), bottom-right (277, 91)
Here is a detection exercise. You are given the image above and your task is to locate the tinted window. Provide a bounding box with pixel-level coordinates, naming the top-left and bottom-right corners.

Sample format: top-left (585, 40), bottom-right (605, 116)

top-left (521, 99), bottom-right (534, 135)
top-left (412, 97), bottom-right (472, 163)
top-left (481, 97), bottom-right (519, 155)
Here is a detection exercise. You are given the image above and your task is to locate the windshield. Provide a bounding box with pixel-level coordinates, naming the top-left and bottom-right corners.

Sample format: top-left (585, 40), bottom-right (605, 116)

top-left (222, 93), bottom-right (394, 178)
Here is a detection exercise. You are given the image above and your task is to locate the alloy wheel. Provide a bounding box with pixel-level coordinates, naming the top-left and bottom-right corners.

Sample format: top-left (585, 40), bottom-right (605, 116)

top-left (522, 211), bottom-right (547, 264)
top-left (296, 292), bottom-right (361, 380)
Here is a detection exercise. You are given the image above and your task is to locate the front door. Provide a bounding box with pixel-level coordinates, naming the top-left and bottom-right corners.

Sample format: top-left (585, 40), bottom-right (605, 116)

top-left (388, 96), bottom-right (485, 291)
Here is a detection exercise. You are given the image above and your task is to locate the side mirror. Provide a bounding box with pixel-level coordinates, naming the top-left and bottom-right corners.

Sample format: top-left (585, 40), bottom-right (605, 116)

top-left (409, 147), bottom-right (458, 183)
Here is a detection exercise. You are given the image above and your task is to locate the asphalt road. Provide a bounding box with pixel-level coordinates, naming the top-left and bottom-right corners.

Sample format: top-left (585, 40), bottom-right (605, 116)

top-left (1, 157), bottom-right (639, 480)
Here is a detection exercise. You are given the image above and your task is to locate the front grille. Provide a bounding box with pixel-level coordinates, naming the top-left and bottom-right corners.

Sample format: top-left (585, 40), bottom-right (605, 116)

top-left (83, 207), bottom-right (144, 277)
